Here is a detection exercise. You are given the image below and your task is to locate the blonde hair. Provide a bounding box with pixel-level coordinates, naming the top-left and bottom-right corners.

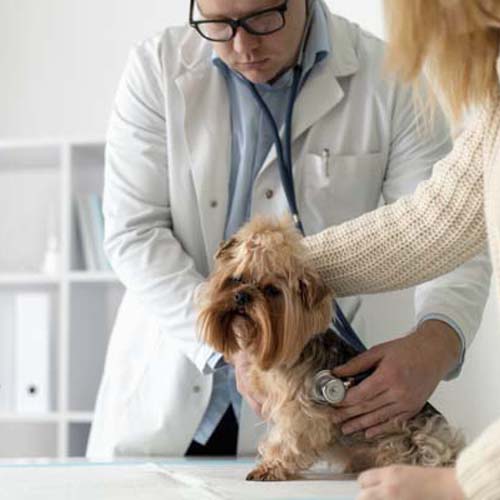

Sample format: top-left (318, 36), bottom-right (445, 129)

top-left (384, 0), bottom-right (500, 121)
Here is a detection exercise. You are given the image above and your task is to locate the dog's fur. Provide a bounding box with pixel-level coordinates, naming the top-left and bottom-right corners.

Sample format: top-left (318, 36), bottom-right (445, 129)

top-left (198, 216), bottom-right (464, 481)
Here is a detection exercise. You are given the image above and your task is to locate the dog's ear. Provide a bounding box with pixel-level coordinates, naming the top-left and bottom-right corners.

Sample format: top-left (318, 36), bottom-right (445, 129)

top-left (299, 269), bottom-right (331, 310)
top-left (214, 237), bottom-right (236, 261)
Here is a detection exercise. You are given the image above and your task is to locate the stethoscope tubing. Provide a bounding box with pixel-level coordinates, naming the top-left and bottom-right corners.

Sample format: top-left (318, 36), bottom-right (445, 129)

top-left (243, 67), bottom-right (368, 354)
top-left (241, 66), bottom-right (373, 400)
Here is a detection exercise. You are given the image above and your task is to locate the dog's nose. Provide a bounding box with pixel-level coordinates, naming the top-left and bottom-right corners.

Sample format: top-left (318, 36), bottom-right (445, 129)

top-left (234, 291), bottom-right (251, 307)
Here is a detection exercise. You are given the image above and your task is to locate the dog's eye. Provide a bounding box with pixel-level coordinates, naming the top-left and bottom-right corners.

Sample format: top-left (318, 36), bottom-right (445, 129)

top-left (229, 276), bottom-right (243, 286)
top-left (263, 285), bottom-right (281, 297)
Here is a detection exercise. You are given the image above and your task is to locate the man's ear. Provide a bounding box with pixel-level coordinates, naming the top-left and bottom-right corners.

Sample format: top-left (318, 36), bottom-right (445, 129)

top-left (214, 237), bottom-right (236, 261)
top-left (299, 270), bottom-right (331, 310)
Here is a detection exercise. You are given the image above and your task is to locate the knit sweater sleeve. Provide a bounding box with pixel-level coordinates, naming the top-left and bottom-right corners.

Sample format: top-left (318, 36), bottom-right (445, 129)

top-left (302, 99), bottom-right (500, 297)
top-left (456, 418), bottom-right (500, 500)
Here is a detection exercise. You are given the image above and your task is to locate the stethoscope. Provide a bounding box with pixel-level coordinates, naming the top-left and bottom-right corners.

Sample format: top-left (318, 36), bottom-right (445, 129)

top-left (242, 65), bottom-right (372, 406)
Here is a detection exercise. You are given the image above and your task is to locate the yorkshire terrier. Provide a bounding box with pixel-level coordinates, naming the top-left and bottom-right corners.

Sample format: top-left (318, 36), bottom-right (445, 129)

top-left (197, 216), bottom-right (464, 481)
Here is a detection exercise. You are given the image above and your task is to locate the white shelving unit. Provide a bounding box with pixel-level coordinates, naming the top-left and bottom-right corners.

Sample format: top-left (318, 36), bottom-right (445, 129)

top-left (0, 140), bottom-right (124, 458)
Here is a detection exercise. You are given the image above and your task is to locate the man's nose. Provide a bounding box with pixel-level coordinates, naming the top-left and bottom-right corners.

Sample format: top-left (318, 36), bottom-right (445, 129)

top-left (234, 291), bottom-right (252, 307)
top-left (232, 27), bottom-right (259, 54)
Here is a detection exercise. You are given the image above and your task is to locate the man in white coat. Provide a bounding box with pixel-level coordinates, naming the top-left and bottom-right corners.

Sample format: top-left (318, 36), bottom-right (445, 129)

top-left (87, 0), bottom-right (491, 458)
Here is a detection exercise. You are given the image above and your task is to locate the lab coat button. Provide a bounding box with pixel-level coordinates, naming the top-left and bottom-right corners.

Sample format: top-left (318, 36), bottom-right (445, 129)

top-left (210, 200), bottom-right (218, 208)
top-left (265, 189), bottom-right (274, 199)
top-left (193, 385), bottom-right (201, 393)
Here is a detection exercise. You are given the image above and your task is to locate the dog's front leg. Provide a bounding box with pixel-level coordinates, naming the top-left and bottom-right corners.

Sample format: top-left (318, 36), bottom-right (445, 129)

top-left (247, 436), bottom-right (315, 481)
top-left (246, 408), bottom-right (326, 481)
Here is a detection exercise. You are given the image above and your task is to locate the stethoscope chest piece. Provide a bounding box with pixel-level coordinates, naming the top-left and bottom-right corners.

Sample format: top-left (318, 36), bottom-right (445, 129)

top-left (311, 369), bottom-right (349, 405)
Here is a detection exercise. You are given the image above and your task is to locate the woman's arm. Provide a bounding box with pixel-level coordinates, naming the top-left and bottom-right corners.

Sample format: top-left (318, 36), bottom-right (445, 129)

top-left (303, 99), bottom-right (500, 297)
top-left (456, 417), bottom-right (500, 500)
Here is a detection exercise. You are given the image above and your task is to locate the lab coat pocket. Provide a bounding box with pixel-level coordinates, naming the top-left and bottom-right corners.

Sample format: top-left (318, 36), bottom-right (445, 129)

top-left (299, 152), bottom-right (386, 233)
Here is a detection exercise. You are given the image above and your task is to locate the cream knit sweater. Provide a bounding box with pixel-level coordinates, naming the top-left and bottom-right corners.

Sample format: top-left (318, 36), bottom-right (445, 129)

top-left (303, 69), bottom-right (500, 498)
top-left (303, 95), bottom-right (500, 299)
top-left (456, 418), bottom-right (500, 500)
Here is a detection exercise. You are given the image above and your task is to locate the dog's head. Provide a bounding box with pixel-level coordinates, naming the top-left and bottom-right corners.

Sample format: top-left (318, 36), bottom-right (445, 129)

top-left (197, 216), bottom-right (333, 370)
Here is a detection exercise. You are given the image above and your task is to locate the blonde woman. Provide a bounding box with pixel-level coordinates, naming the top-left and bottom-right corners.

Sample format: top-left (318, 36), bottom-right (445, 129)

top-left (302, 0), bottom-right (500, 499)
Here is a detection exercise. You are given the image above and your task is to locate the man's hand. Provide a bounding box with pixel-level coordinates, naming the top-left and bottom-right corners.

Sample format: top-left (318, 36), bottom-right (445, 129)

top-left (333, 320), bottom-right (462, 438)
top-left (230, 351), bottom-right (266, 418)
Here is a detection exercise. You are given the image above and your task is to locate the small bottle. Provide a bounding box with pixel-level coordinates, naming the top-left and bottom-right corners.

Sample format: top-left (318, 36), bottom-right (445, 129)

top-left (41, 205), bottom-right (60, 275)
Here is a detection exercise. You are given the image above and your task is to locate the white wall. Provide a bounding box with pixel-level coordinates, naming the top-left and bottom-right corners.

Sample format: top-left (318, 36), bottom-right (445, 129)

top-left (0, 0), bottom-right (185, 140)
top-left (2, 0), bottom-right (499, 442)
top-left (326, 0), bottom-right (384, 38)
top-left (0, 0), bottom-right (383, 140)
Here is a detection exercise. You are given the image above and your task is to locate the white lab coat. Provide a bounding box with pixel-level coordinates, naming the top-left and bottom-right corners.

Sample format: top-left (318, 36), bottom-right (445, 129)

top-left (87, 5), bottom-right (491, 458)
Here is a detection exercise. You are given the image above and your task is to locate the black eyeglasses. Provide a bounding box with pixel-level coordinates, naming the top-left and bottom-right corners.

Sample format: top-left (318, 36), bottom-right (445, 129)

top-left (189, 0), bottom-right (288, 42)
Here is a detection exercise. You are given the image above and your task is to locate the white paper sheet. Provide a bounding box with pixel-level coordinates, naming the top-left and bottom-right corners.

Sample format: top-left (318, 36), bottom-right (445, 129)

top-left (0, 460), bottom-right (360, 500)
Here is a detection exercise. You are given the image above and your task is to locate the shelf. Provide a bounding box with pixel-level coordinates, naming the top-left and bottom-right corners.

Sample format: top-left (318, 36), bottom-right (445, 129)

top-left (0, 143), bottom-right (61, 169)
top-left (68, 285), bottom-right (122, 412)
top-left (0, 422), bottom-right (58, 458)
top-left (68, 272), bottom-right (118, 283)
top-left (66, 412), bottom-right (93, 423)
top-left (0, 274), bottom-right (60, 286)
top-left (0, 273), bottom-right (120, 285)
top-left (0, 162), bottom-right (61, 273)
top-left (0, 139), bottom-right (124, 459)
top-left (0, 413), bottom-right (61, 423)
top-left (0, 412), bottom-right (93, 423)
top-left (68, 422), bottom-right (92, 457)
top-left (71, 143), bottom-right (105, 169)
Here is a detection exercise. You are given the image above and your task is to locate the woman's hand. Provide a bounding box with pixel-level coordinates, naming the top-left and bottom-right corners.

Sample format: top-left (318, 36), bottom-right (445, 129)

top-left (357, 465), bottom-right (465, 500)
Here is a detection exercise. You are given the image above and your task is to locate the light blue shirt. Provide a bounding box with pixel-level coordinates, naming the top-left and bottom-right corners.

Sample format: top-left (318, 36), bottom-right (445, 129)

top-left (192, 0), bottom-right (330, 445)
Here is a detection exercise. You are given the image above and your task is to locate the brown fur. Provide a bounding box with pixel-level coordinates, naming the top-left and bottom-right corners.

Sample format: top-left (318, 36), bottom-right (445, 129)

top-left (197, 216), bottom-right (464, 480)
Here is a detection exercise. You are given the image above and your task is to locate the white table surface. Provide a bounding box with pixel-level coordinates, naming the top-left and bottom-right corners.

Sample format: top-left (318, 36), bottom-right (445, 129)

top-left (0, 458), bottom-right (360, 500)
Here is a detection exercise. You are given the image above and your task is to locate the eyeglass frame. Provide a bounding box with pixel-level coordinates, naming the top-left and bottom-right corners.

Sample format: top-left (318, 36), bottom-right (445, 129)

top-left (189, 0), bottom-right (289, 42)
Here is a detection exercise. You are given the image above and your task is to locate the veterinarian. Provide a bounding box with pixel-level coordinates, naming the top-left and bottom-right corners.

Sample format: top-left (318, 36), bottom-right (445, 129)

top-left (87, 0), bottom-right (491, 458)
top-left (302, 1), bottom-right (500, 498)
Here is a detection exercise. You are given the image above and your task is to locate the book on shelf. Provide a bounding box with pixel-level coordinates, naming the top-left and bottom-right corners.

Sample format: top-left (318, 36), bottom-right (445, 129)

top-left (76, 193), bottom-right (111, 272)
top-left (14, 292), bottom-right (51, 413)
top-left (0, 297), bottom-right (15, 412)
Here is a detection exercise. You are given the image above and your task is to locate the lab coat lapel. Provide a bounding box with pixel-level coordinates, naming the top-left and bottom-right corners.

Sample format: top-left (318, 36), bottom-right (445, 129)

top-left (257, 57), bottom-right (345, 179)
top-left (176, 48), bottom-right (231, 267)
top-left (292, 58), bottom-right (346, 143)
top-left (257, 8), bottom-right (360, 179)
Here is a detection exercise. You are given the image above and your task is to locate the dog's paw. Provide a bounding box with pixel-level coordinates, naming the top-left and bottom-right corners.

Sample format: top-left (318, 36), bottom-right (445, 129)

top-left (246, 463), bottom-right (291, 481)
